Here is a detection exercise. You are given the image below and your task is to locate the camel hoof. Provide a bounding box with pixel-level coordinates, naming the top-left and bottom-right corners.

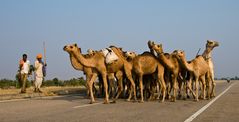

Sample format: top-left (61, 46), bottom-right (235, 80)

top-left (139, 100), bottom-right (144, 103)
top-left (89, 101), bottom-right (95, 104)
top-left (210, 94), bottom-right (215, 98)
top-left (159, 100), bottom-right (164, 103)
top-left (178, 94), bottom-right (182, 99)
top-left (126, 99), bottom-right (131, 102)
top-left (111, 100), bottom-right (116, 104)
top-left (103, 100), bottom-right (109, 104)
top-left (170, 97), bottom-right (176, 102)
top-left (194, 99), bottom-right (199, 102)
top-left (187, 95), bottom-right (190, 99)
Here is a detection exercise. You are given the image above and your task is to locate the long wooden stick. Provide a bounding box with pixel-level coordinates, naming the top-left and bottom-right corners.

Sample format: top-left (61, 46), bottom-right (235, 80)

top-left (196, 48), bottom-right (201, 56)
top-left (43, 41), bottom-right (46, 65)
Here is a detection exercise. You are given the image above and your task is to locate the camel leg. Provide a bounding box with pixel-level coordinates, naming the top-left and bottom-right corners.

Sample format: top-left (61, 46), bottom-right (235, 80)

top-left (188, 76), bottom-right (196, 99)
top-left (156, 82), bottom-right (161, 100)
top-left (107, 73), bottom-right (115, 99)
top-left (200, 76), bottom-right (206, 100)
top-left (206, 73), bottom-right (211, 99)
top-left (101, 72), bottom-right (109, 104)
top-left (166, 81), bottom-right (172, 99)
top-left (171, 75), bottom-right (177, 102)
top-left (183, 81), bottom-right (187, 100)
top-left (210, 71), bottom-right (216, 97)
top-left (195, 77), bottom-right (199, 101)
top-left (139, 74), bottom-right (144, 103)
top-left (114, 71), bottom-right (123, 102)
top-left (125, 69), bottom-right (137, 102)
top-left (85, 75), bottom-right (90, 97)
top-left (178, 79), bottom-right (183, 99)
top-left (159, 74), bottom-right (166, 102)
top-left (88, 73), bottom-right (97, 104)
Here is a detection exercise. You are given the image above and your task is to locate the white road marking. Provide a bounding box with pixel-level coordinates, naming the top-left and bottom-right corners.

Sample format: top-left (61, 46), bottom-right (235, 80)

top-left (0, 98), bottom-right (28, 103)
top-left (184, 82), bottom-right (235, 122)
top-left (0, 94), bottom-right (84, 103)
top-left (73, 102), bottom-right (102, 108)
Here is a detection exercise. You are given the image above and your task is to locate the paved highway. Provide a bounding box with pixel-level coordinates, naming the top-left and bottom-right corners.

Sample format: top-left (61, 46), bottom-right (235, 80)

top-left (0, 80), bottom-right (238, 122)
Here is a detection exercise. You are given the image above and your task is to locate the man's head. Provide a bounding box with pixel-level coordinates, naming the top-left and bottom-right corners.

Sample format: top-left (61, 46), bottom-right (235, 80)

top-left (36, 54), bottom-right (42, 61)
top-left (22, 54), bottom-right (27, 62)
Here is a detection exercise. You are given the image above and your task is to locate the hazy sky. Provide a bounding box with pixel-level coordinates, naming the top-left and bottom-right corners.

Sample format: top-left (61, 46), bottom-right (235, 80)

top-left (0, 0), bottom-right (238, 80)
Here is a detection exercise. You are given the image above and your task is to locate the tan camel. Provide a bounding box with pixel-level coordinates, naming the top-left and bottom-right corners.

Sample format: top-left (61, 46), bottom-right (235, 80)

top-left (64, 47), bottom-right (100, 96)
top-left (149, 41), bottom-right (180, 102)
top-left (173, 50), bottom-right (210, 101)
top-left (108, 46), bottom-right (137, 102)
top-left (63, 44), bottom-right (109, 104)
top-left (202, 40), bottom-right (219, 98)
top-left (125, 50), bottom-right (166, 103)
top-left (64, 44), bottom-right (137, 103)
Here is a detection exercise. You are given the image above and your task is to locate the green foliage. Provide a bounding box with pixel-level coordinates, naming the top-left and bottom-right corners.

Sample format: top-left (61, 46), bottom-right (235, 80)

top-left (0, 79), bottom-right (17, 89)
top-left (42, 77), bottom-right (64, 86)
top-left (0, 76), bottom-right (86, 89)
top-left (63, 77), bottom-right (86, 86)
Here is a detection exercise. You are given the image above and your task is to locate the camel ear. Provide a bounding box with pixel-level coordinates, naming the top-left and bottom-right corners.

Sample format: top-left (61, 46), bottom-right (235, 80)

top-left (78, 48), bottom-right (82, 53)
top-left (159, 44), bottom-right (162, 47)
top-left (74, 43), bottom-right (77, 47)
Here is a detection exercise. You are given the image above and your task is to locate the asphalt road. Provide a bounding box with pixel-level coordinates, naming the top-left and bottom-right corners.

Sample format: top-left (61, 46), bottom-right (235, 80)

top-left (0, 80), bottom-right (238, 122)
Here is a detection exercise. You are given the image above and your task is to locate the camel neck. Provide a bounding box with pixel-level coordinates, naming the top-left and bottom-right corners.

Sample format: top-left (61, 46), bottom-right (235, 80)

top-left (202, 47), bottom-right (213, 60)
top-left (69, 54), bottom-right (84, 70)
top-left (179, 56), bottom-right (194, 72)
top-left (72, 49), bottom-right (96, 68)
top-left (158, 53), bottom-right (174, 69)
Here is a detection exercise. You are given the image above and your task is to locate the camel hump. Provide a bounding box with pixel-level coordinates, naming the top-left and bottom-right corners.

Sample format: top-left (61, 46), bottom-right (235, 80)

top-left (101, 48), bottom-right (119, 64)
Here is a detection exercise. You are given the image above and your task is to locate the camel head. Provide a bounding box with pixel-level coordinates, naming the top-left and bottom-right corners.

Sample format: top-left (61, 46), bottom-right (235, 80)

top-left (173, 50), bottom-right (185, 60)
top-left (206, 40), bottom-right (219, 49)
top-left (148, 40), bottom-right (154, 49)
top-left (150, 41), bottom-right (164, 54)
top-left (87, 49), bottom-right (96, 56)
top-left (63, 43), bottom-right (81, 54)
top-left (124, 51), bottom-right (137, 60)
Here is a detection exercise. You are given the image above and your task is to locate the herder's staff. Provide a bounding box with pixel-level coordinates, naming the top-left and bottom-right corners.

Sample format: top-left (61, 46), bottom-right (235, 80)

top-left (43, 42), bottom-right (47, 77)
top-left (43, 41), bottom-right (46, 65)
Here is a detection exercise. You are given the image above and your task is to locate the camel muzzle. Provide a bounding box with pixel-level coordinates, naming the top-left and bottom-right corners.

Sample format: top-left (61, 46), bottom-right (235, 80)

top-left (63, 46), bottom-right (67, 50)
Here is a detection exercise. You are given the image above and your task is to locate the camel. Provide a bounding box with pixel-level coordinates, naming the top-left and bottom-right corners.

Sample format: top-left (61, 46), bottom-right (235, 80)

top-left (64, 44), bottom-right (137, 103)
top-left (202, 40), bottom-right (219, 98)
top-left (149, 41), bottom-right (180, 102)
top-left (125, 51), bottom-right (166, 103)
top-left (63, 44), bottom-right (109, 104)
top-left (173, 50), bottom-right (210, 101)
top-left (108, 46), bottom-right (137, 102)
top-left (64, 47), bottom-right (102, 96)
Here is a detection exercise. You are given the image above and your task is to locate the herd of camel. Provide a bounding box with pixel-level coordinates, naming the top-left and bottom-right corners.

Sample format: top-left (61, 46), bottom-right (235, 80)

top-left (63, 40), bottom-right (219, 104)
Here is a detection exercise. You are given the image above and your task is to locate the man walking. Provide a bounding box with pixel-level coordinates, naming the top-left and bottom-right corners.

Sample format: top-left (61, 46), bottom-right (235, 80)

top-left (19, 54), bottom-right (30, 93)
top-left (34, 54), bottom-right (46, 93)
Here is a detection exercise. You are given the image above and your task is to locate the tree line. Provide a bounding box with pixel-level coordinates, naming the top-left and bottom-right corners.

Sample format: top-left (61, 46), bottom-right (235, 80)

top-left (0, 76), bottom-right (238, 89)
top-left (0, 77), bottom-right (86, 89)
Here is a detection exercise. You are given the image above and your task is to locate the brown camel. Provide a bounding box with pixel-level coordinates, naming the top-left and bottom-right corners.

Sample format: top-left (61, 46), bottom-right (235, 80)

top-left (64, 47), bottom-right (101, 96)
top-left (149, 41), bottom-right (180, 102)
top-left (108, 46), bottom-right (137, 102)
top-left (63, 44), bottom-right (109, 104)
top-left (125, 50), bottom-right (166, 102)
top-left (64, 44), bottom-right (137, 103)
top-left (173, 50), bottom-right (210, 101)
top-left (202, 40), bottom-right (219, 98)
